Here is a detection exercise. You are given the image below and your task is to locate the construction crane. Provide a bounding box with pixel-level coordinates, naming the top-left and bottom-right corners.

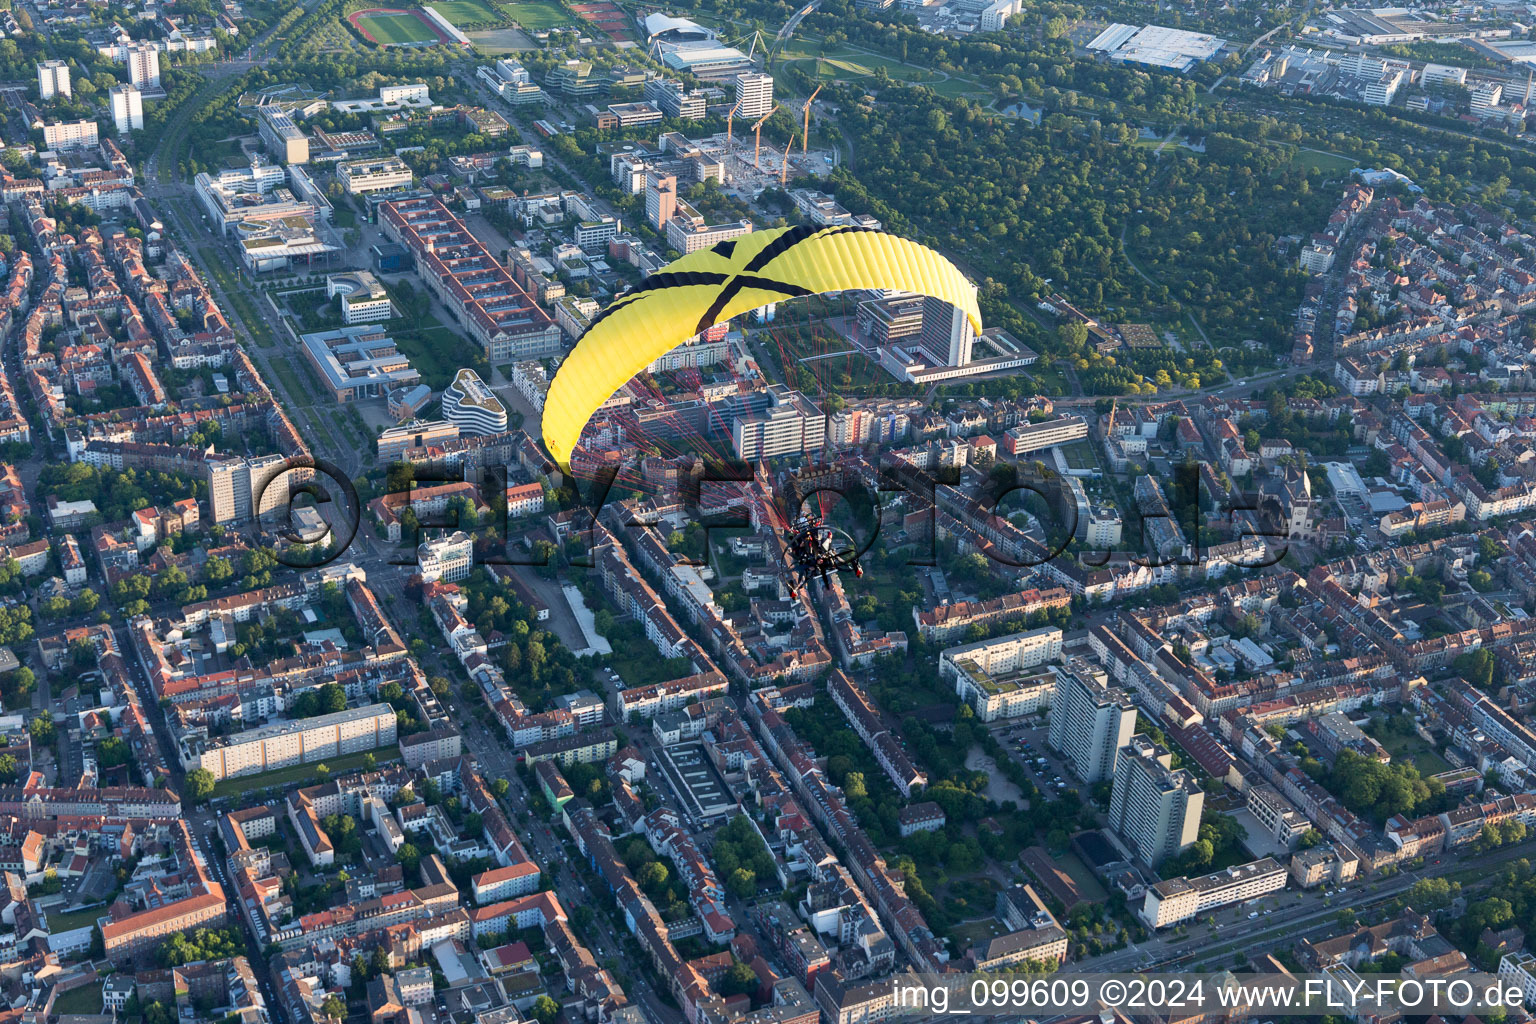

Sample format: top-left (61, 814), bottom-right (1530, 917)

top-left (725, 101), bottom-right (740, 151)
top-left (801, 84), bottom-right (822, 155)
top-left (780, 134), bottom-right (794, 185)
top-left (752, 104), bottom-right (779, 169)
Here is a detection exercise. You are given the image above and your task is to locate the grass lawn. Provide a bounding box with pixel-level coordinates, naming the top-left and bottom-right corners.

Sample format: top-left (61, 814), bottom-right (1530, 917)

top-left (1054, 851), bottom-right (1109, 900)
top-left (51, 985), bottom-right (102, 1015)
top-left (1289, 149), bottom-right (1356, 175)
top-left (429, 0), bottom-right (499, 24)
top-left (1026, 362), bottom-right (1071, 397)
top-left (267, 355), bottom-right (319, 405)
top-left (1371, 726), bottom-right (1453, 776)
top-left (45, 905), bottom-right (107, 933)
top-left (210, 744), bottom-right (401, 799)
top-left (951, 917), bottom-right (1006, 946)
top-left (356, 11), bottom-right (439, 44)
top-left (779, 38), bottom-right (951, 86)
top-left (775, 36), bottom-right (988, 95)
top-left (798, 350), bottom-right (891, 395)
top-left (761, 321), bottom-right (915, 397)
top-left (500, 0), bottom-right (572, 26)
top-left (1060, 440), bottom-right (1098, 471)
top-left (927, 75), bottom-right (990, 98)
top-left (392, 317), bottom-right (485, 391)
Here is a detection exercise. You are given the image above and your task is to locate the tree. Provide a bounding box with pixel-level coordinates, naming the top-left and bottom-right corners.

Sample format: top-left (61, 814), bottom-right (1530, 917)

top-left (397, 842), bottom-right (421, 874)
top-left (371, 947), bottom-right (391, 977)
top-left (319, 682), bottom-right (348, 714)
top-left (322, 996), bottom-right (345, 1022)
top-left (531, 995), bottom-right (560, 1024)
top-left (727, 867), bottom-right (756, 899)
top-left (637, 861), bottom-right (669, 891)
top-left (97, 737), bottom-right (134, 769)
top-left (322, 813), bottom-right (360, 855)
top-left (719, 960), bottom-right (758, 997)
top-left (1405, 877), bottom-right (1459, 912)
top-left (185, 768), bottom-right (216, 804)
top-left (2, 666), bottom-right (34, 705)
top-left (28, 712), bottom-right (54, 745)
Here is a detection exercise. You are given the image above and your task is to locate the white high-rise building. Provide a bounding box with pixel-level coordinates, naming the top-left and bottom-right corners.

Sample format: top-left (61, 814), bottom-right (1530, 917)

top-left (1048, 668), bottom-right (1136, 783)
top-left (37, 60), bottom-right (71, 100)
top-left (923, 295), bottom-right (973, 366)
top-left (735, 72), bottom-right (774, 120)
top-left (126, 45), bottom-right (161, 89)
top-left (1108, 735), bottom-right (1204, 869)
top-left (110, 84), bottom-right (144, 133)
top-left (732, 384), bottom-right (824, 460)
top-left (205, 454), bottom-right (290, 524)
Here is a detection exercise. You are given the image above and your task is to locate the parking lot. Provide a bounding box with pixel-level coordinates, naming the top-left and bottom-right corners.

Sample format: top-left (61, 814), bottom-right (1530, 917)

top-left (988, 719), bottom-right (1084, 796)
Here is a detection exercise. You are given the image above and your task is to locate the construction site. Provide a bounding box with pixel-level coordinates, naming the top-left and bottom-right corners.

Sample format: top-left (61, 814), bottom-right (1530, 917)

top-left (710, 84), bottom-right (840, 197)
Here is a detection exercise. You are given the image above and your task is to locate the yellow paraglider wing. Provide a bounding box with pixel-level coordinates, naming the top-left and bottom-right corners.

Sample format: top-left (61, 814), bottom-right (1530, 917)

top-left (540, 225), bottom-right (982, 469)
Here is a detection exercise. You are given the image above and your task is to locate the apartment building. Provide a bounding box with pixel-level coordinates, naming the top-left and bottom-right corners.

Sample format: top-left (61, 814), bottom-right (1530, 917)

top-left (42, 120), bottom-right (99, 151)
top-left (182, 704), bottom-right (398, 781)
top-left (205, 454), bottom-right (290, 525)
top-left (939, 626), bottom-right (1063, 721)
top-left (125, 44), bottom-right (160, 89)
top-left (734, 72), bottom-right (774, 119)
top-left (1140, 858), bottom-right (1286, 929)
top-left (1048, 669), bottom-right (1136, 783)
top-left (1108, 734), bottom-right (1204, 868)
top-left (37, 60), bottom-right (71, 100)
top-left (110, 84), bottom-right (143, 133)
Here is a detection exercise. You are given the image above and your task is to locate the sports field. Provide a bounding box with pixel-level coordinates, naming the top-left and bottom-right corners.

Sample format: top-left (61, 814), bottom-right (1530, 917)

top-left (349, 8), bottom-right (442, 45)
top-left (569, 0), bottom-right (630, 39)
top-left (430, 0), bottom-right (499, 24)
top-left (502, 0), bottom-right (572, 27)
